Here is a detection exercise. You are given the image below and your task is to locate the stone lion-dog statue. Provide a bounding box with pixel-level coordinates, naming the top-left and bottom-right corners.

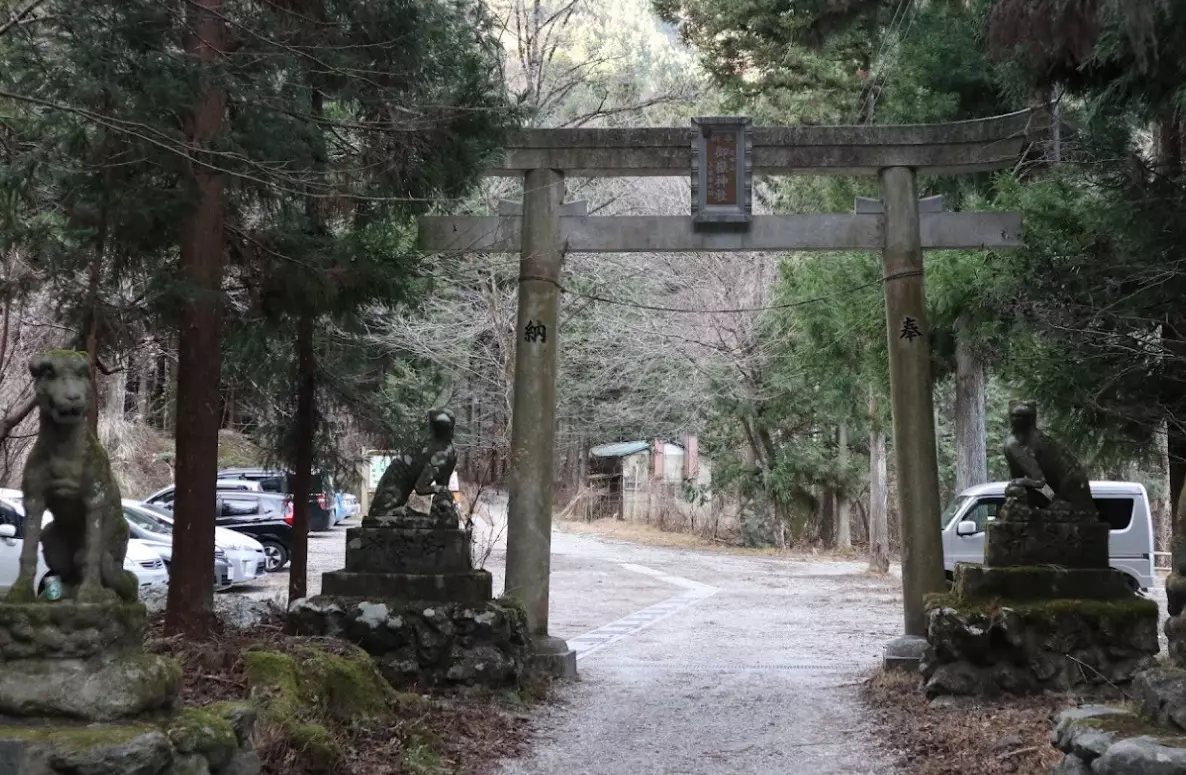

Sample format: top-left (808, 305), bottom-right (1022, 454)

top-left (7, 350), bottom-right (138, 603)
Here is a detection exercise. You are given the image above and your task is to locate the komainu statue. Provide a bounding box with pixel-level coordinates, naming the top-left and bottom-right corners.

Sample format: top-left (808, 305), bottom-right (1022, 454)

top-left (368, 408), bottom-right (458, 524)
top-left (8, 351), bottom-right (138, 603)
top-left (1003, 401), bottom-right (1096, 516)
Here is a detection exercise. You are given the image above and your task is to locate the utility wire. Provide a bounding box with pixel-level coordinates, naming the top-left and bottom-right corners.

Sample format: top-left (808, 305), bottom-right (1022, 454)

top-left (849, 0), bottom-right (912, 124)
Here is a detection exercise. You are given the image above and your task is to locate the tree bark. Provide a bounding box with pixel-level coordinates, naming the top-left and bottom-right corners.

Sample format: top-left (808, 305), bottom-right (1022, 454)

top-left (868, 392), bottom-right (890, 573)
top-left (164, 0), bottom-right (227, 638)
top-left (837, 424), bottom-right (852, 549)
top-left (953, 319), bottom-right (988, 492)
top-left (288, 314), bottom-right (314, 606)
top-left (818, 485), bottom-right (835, 546)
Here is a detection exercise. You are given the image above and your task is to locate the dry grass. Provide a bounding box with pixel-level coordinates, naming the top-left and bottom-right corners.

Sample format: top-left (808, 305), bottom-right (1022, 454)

top-left (557, 517), bottom-right (877, 561)
top-left (862, 669), bottom-right (1071, 775)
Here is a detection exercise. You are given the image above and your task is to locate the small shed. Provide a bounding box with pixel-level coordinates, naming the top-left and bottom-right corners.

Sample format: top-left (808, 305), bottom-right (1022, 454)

top-left (586, 438), bottom-right (710, 523)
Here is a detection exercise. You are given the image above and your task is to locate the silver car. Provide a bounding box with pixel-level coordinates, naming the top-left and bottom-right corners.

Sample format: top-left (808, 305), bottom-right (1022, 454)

top-left (122, 500), bottom-right (266, 589)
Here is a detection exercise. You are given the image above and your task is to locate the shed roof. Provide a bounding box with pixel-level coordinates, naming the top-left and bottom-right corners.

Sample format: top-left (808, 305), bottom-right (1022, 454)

top-left (589, 440), bottom-right (686, 458)
top-left (589, 441), bottom-right (649, 458)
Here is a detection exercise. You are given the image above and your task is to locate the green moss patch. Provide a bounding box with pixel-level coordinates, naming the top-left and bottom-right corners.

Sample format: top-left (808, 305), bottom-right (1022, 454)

top-left (244, 643), bottom-right (405, 772)
top-left (151, 627), bottom-right (540, 775)
top-left (925, 590), bottom-right (1159, 624)
top-left (166, 707), bottom-right (237, 768)
top-left (0, 722), bottom-right (157, 749)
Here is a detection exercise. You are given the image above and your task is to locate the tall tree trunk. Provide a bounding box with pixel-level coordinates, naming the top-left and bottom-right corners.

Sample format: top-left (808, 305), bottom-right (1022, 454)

top-left (837, 424), bottom-right (852, 550)
top-left (818, 485), bottom-right (835, 546)
top-left (868, 392), bottom-right (890, 573)
top-left (165, 0), bottom-right (227, 638)
top-left (953, 319), bottom-right (988, 492)
top-left (287, 82), bottom-right (324, 608)
top-left (288, 314), bottom-right (314, 606)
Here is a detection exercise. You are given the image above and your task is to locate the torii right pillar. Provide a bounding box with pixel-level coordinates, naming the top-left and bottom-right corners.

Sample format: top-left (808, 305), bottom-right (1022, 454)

top-left (879, 166), bottom-right (947, 670)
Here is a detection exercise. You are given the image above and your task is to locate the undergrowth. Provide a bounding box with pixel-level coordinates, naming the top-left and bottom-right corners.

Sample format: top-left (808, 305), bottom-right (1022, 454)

top-left (146, 607), bottom-right (539, 775)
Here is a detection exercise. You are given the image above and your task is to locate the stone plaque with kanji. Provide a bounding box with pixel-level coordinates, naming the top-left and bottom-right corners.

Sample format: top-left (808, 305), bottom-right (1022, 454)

top-left (691, 116), bottom-right (752, 230)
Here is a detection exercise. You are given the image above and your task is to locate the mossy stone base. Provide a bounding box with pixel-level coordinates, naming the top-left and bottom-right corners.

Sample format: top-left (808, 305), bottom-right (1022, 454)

top-left (0, 651), bottom-right (180, 722)
top-left (0, 700), bottom-right (258, 775)
top-left (952, 563), bottom-right (1133, 602)
top-left (0, 601), bottom-right (147, 661)
top-left (922, 592), bottom-right (1159, 697)
top-left (984, 519), bottom-right (1109, 568)
top-left (288, 595), bottom-right (532, 689)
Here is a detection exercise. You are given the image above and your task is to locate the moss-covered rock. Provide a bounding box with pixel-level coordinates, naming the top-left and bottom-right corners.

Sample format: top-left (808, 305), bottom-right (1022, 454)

top-left (0, 723), bottom-right (174, 775)
top-left (0, 651), bottom-right (180, 721)
top-left (243, 643), bottom-right (399, 773)
top-left (0, 697), bottom-right (260, 775)
top-left (1050, 702), bottom-right (1186, 772)
top-left (166, 707), bottom-right (238, 771)
top-left (203, 700), bottom-right (257, 749)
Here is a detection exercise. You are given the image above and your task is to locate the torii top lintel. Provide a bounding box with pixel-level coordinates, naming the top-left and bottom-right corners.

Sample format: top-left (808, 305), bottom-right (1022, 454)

top-left (485, 108), bottom-right (1051, 178)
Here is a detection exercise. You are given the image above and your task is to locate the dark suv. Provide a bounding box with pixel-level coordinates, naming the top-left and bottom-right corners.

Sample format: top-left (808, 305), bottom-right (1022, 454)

top-left (144, 490), bottom-right (295, 573)
top-left (216, 468), bottom-right (337, 532)
top-left (214, 492), bottom-right (295, 572)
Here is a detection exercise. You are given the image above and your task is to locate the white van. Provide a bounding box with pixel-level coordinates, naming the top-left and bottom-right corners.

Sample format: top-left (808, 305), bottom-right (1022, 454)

top-left (940, 480), bottom-right (1156, 591)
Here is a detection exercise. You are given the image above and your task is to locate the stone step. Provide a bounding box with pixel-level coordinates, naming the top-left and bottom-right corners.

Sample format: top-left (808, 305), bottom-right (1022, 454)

top-left (343, 527), bottom-right (472, 575)
top-left (321, 570), bottom-right (492, 604)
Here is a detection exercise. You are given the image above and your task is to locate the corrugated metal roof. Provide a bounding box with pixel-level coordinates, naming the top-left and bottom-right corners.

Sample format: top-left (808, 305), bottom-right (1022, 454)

top-left (589, 440), bottom-right (686, 458)
top-left (589, 440), bottom-right (650, 458)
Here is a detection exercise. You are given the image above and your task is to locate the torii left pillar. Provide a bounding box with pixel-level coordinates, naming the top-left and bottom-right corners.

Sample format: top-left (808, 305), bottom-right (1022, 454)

top-left (504, 167), bottom-right (578, 677)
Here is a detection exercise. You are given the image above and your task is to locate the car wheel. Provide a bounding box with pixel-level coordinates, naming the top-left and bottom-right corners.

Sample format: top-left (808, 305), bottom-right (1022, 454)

top-left (261, 540), bottom-right (289, 572)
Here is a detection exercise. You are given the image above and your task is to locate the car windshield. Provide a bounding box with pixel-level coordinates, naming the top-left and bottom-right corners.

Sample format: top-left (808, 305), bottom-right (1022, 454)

top-left (124, 507), bottom-right (172, 536)
top-left (940, 495), bottom-right (970, 528)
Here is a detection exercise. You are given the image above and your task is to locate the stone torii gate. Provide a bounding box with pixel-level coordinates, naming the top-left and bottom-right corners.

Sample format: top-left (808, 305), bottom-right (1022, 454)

top-left (418, 110), bottom-right (1049, 676)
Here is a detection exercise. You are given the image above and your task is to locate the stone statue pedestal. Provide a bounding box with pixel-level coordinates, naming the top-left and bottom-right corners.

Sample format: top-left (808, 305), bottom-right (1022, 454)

top-left (984, 519), bottom-right (1109, 568)
top-left (922, 494), bottom-right (1158, 698)
top-left (291, 498), bottom-right (531, 689)
top-left (0, 601), bottom-right (179, 722)
top-left (321, 503), bottom-right (492, 604)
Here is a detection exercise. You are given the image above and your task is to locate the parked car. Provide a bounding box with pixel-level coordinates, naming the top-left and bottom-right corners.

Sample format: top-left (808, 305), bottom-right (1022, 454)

top-left (216, 468), bottom-right (339, 532)
top-left (214, 493), bottom-right (294, 573)
top-left (146, 491), bottom-right (295, 573)
top-left (331, 492), bottom-right (347, 525)
top-left (123, 500), bottom-right (267, 589)
top-left (143, 478), bottom-right (263, 509)
top-left (940, 480), bottom-right (1156, 591)
top-left (0, 494), bottom-right (168, 593)
top-left (341, 493), bottom-right (361, 520)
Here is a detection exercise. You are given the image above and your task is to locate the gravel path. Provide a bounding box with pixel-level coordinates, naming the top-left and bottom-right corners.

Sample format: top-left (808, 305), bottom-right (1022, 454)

top-left (244, 499), bottom-right (907, 774)
top-left (494, 530), bottom-right (903, 775)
